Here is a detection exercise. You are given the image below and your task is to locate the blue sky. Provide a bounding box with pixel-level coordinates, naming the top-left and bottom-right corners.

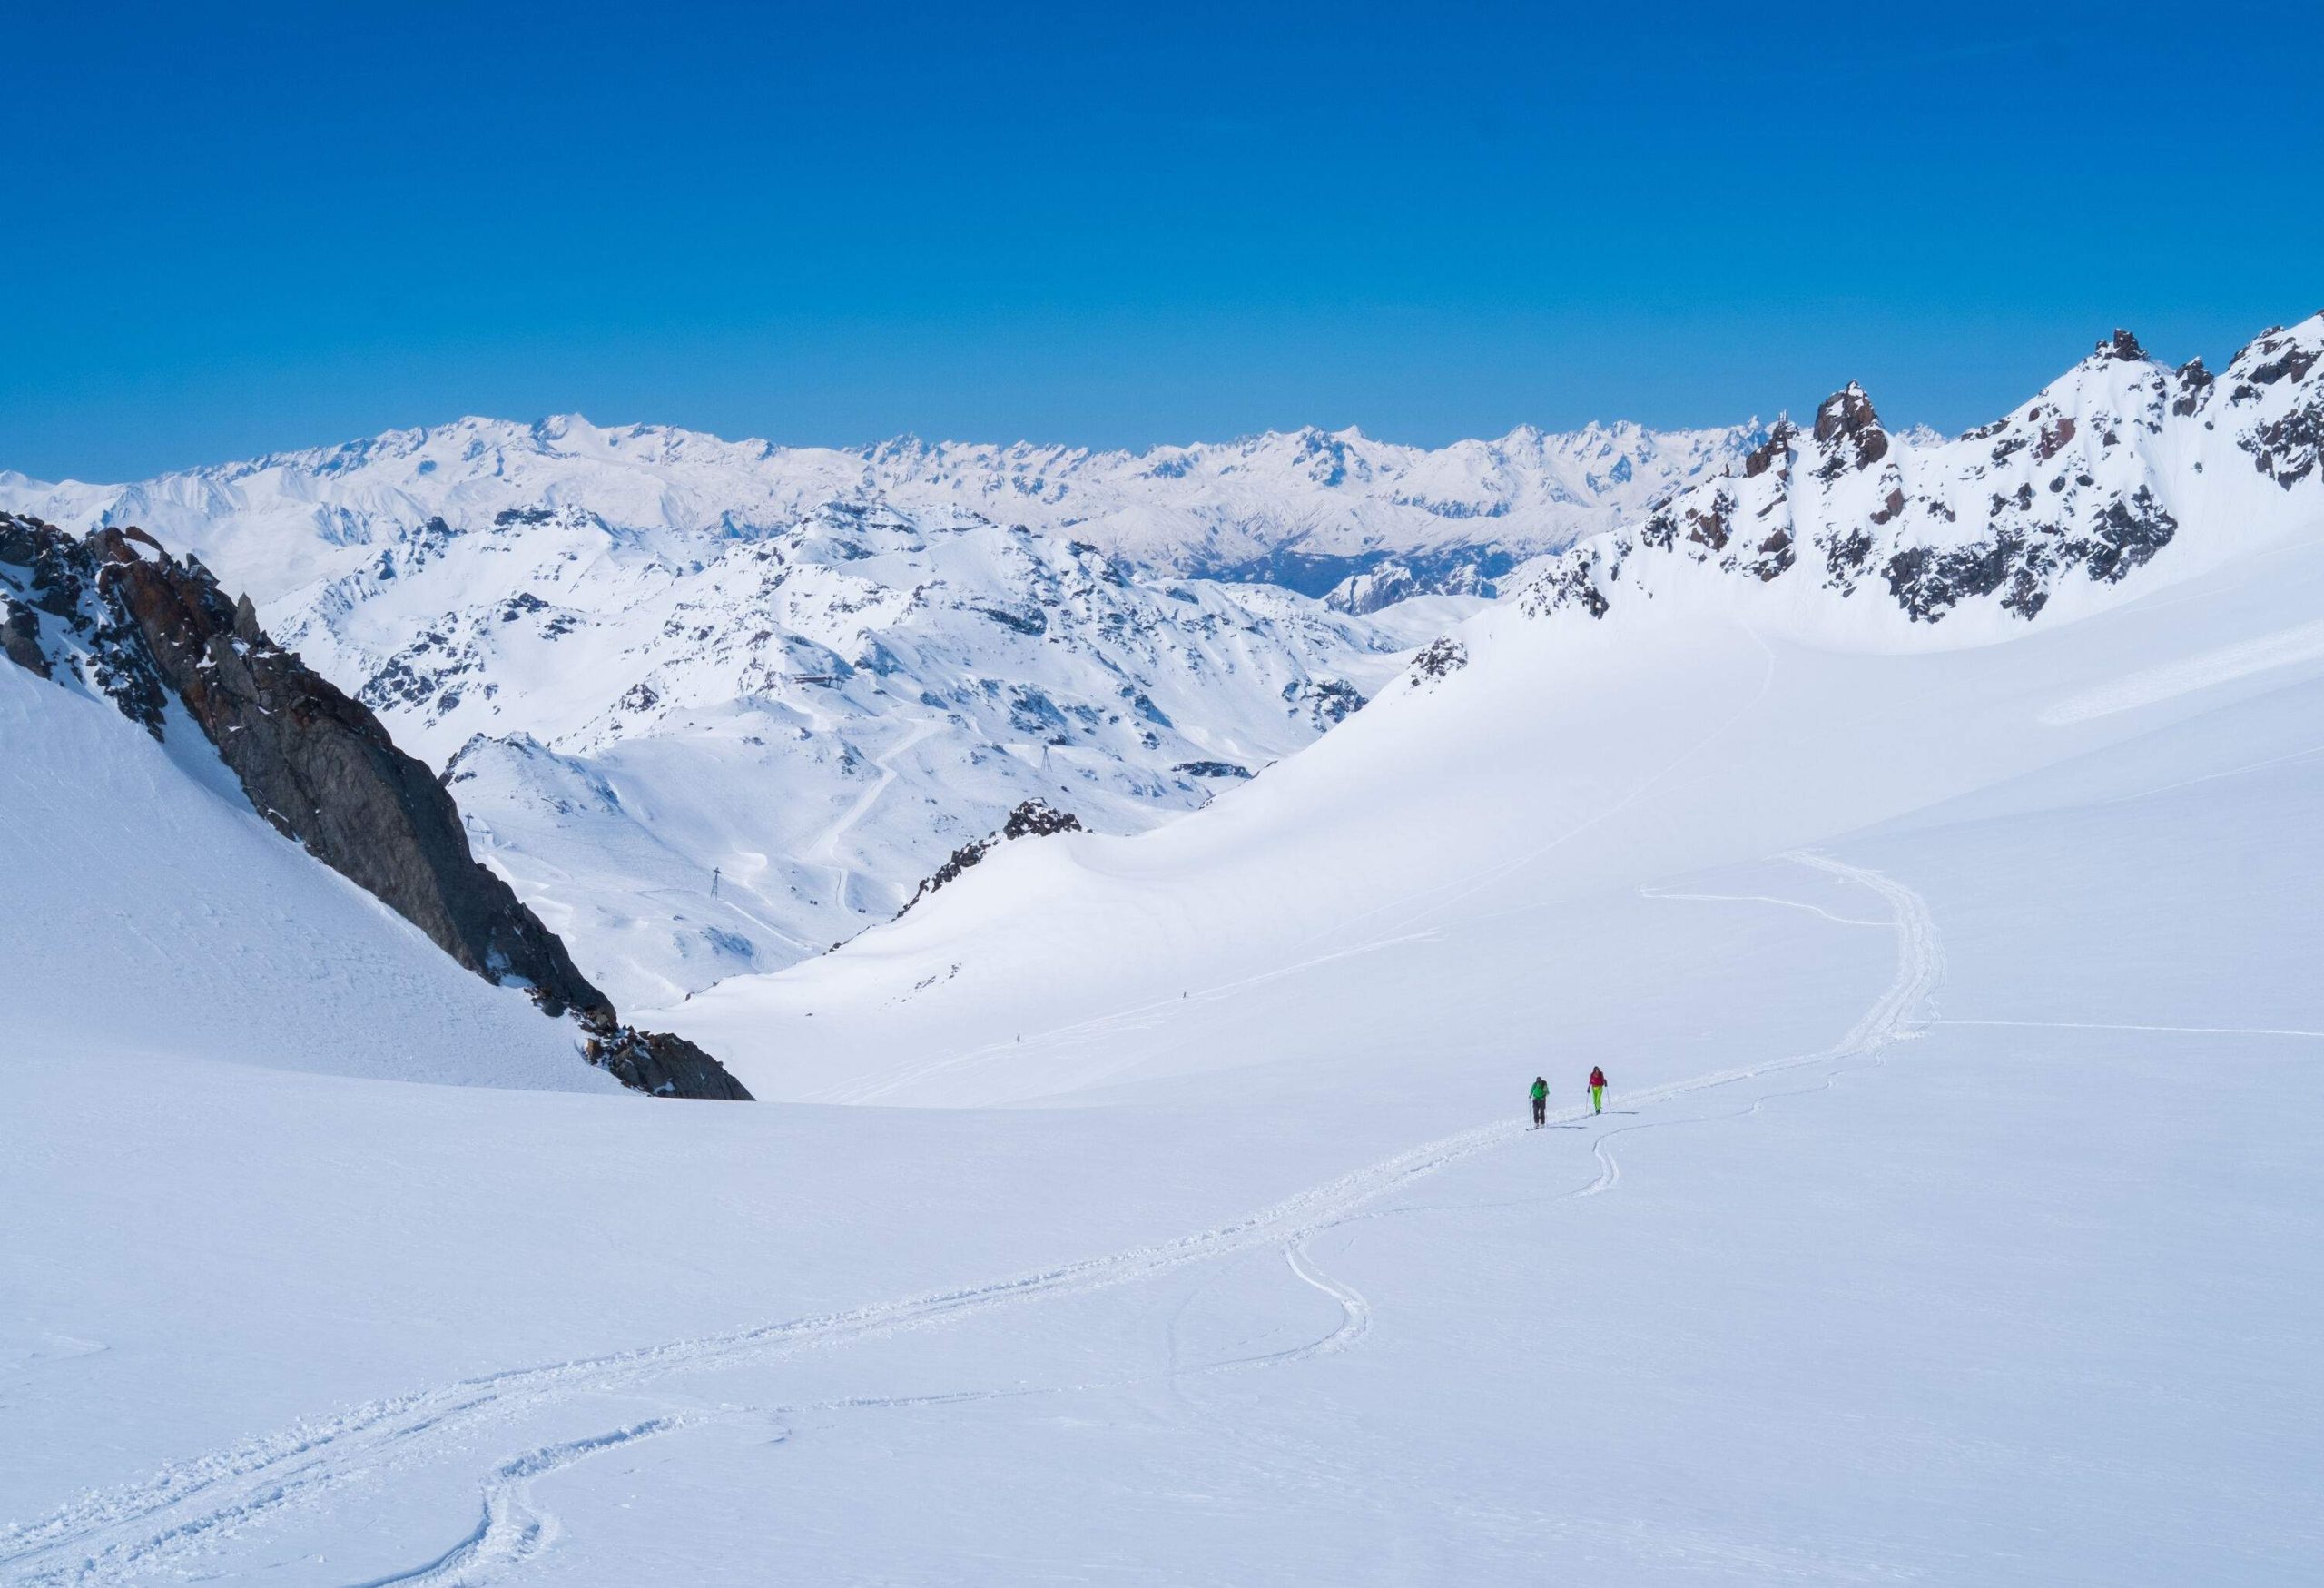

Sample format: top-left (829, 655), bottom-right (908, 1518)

top-left (5, 1), bottom-right (2319, 479)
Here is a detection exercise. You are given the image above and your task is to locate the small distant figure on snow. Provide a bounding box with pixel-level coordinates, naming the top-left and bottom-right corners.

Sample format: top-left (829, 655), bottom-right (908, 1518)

top-left (1589, 1066), bottom-right (1607, 1115)
top-left (1530, 1075), bottom-right (1548, 1129)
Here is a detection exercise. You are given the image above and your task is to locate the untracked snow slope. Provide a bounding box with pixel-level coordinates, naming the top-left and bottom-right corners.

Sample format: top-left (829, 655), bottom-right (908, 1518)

top-left (0, 662), bottom-right (619, 1092)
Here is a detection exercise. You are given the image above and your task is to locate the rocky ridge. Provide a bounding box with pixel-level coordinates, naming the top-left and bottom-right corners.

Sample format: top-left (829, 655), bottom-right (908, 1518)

top-left (1510, 315), bottom-right (2324, 636)
top-left (897, 799), bottom-right (1086, 918)
top-left (0, 512), bottom-right (750, 1099)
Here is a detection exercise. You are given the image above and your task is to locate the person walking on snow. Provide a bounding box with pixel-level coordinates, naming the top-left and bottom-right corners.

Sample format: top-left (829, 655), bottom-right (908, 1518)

top-left (1588, 1066), bottom-right (1607, 1115)
top-left (1530, 1076), bottom-right (1549, 1129)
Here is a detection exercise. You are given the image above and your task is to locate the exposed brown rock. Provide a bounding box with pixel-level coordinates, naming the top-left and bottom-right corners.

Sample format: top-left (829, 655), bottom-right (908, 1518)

top-left (1, 513), bottom-right (751, 1100)
top-left (1811, 384), bottom-right (1890, 476)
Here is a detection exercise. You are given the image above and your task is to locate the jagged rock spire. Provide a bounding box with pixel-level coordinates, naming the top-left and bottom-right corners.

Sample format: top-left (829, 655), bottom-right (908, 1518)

top-left (1743, 417), bottom-right (1798, 478)
top-left (1811, 383), bottom-right (1890, 474)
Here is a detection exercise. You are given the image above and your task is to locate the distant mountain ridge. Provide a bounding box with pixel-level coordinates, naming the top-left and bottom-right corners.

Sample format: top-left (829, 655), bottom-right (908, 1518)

top-left (0, 415), bottom-right (1763, 611)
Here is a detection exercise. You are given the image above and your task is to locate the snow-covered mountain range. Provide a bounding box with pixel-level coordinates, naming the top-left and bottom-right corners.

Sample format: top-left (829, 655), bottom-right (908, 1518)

top-left (674, 312), bottom-right (2324, 1101)
top-left (5, 316), bottom-right (2311, 1015)
top-left (0, 415), bottom-right (1760, 609)
top-left (390, 502), bottom-right (1454, 1004)
top-left (8, 313), bottom-right (2322, 1586)
top-left (0, 416), bottom-right (1761, 1004)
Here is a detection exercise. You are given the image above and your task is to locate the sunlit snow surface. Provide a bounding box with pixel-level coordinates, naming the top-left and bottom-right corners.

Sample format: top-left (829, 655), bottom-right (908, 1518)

top-left (6, 450), bottom-right (2323, 1581)
top-left (0, 666), bottom-right (615, 1094)
top-left (0, 412), bottom-right (1743, 1006)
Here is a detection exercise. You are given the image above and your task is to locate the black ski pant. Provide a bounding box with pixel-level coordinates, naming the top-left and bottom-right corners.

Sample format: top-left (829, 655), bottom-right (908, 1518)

top-left (1531, 1097), bottom-right (1546, 1126)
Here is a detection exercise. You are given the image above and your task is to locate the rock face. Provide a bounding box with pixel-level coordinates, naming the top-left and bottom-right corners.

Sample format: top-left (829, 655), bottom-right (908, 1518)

top-left (1512, 312), bottom-right (2324, 635)
top-left (0, 512), bottom-right (750, 1100)
top-left (1407, 636), bottom-right (1470, 683)
top-left (898, 799), bottom-right (1085, 917)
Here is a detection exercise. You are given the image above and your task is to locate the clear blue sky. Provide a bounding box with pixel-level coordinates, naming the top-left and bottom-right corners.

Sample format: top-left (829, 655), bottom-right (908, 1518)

top-left (5, 1), bottom-right (2319, 480)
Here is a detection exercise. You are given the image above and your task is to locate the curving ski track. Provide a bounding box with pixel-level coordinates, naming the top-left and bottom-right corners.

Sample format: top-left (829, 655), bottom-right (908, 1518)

top-left (0, 853), bottom-right (1939, 1588)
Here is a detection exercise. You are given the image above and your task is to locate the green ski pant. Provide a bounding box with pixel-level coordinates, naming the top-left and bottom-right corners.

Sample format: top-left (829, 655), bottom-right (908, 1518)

top-left (1590, 1085), bottom-right (1604, 1113)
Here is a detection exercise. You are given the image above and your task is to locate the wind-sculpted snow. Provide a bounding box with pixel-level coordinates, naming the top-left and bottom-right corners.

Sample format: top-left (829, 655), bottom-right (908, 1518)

top-left (1511, 314), bottom-right (2324, 642)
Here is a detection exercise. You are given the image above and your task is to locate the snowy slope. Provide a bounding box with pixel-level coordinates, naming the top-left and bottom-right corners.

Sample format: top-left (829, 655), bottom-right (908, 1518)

top-left (271, 499), bottom-right (1443, 1005)
top-left (6, 317), bottom-right (2320, 1585)
top-left (0, 414), bottom-right (1748, 1001)
top-left (8, 399), bottom-right (2320, 1584)
top-left (0, 656), bottom-right (622, 1094)
top-left (669, 315), bottom-right (2324, 1100)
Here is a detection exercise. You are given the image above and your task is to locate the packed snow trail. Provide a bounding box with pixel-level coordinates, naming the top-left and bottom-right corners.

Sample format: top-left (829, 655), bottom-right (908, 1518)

top-left (805, 715), bottom-right (946, 912)
top-left (349, 1419), bottom-right (685, 1588)
top-left (0, 853), bottom-right (1938, 1588)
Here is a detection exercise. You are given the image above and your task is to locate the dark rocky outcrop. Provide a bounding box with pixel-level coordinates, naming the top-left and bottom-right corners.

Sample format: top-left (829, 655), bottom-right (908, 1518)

top-left (1811, 383), bottom-right (1889, 477)
top-left (1408, 636), bottom-right (1472, 679)
top-left (0, 512), bottom-right (751, 1100)
top-left (2, 593), bottom-right (46, 676)
top-left (2172, 357), bottom-right (2214, 416)
top-left (1501, 312), bottom-right (2324, 630)
top-left (898, 799), bottom-right (1083, 917)
top-left (1285, 676), bottom-right (1366, 729)
top-left (1742, 419), bottom-right (1797, 478)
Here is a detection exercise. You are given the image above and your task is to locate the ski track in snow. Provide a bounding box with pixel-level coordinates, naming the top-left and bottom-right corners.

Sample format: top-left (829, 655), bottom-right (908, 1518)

top-left (346, 1419), bottom-right (684, 1588)
top-left (2036, 617), bottom-right (2324, 725)
top-left (1931, 1018), bottom-right (2324, 1041)
top-left (806, 715), bottom-right (946, 912)
top-left (1638, 885), bottom-right (1889, 928)
top-left (0, 853), bottom-right (1940, 1588)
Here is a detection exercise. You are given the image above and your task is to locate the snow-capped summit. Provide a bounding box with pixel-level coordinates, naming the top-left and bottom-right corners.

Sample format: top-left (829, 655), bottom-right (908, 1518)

top-left (1506, 312), bottom-right (2324, 643)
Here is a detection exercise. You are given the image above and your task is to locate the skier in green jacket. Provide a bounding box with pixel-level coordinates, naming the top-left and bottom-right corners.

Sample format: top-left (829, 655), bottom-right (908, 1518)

top-left (1530, 1076), bottom-right (1549, 1129)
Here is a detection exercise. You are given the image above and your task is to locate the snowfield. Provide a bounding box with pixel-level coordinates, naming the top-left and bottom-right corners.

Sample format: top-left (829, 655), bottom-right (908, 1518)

top-left (5, 319), bottom-right (2323, 1584)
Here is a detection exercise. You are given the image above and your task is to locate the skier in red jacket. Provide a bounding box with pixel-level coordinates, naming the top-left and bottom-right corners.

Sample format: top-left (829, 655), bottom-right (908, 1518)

top-left (1588, 1066), bottom-right (1607, 1115)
